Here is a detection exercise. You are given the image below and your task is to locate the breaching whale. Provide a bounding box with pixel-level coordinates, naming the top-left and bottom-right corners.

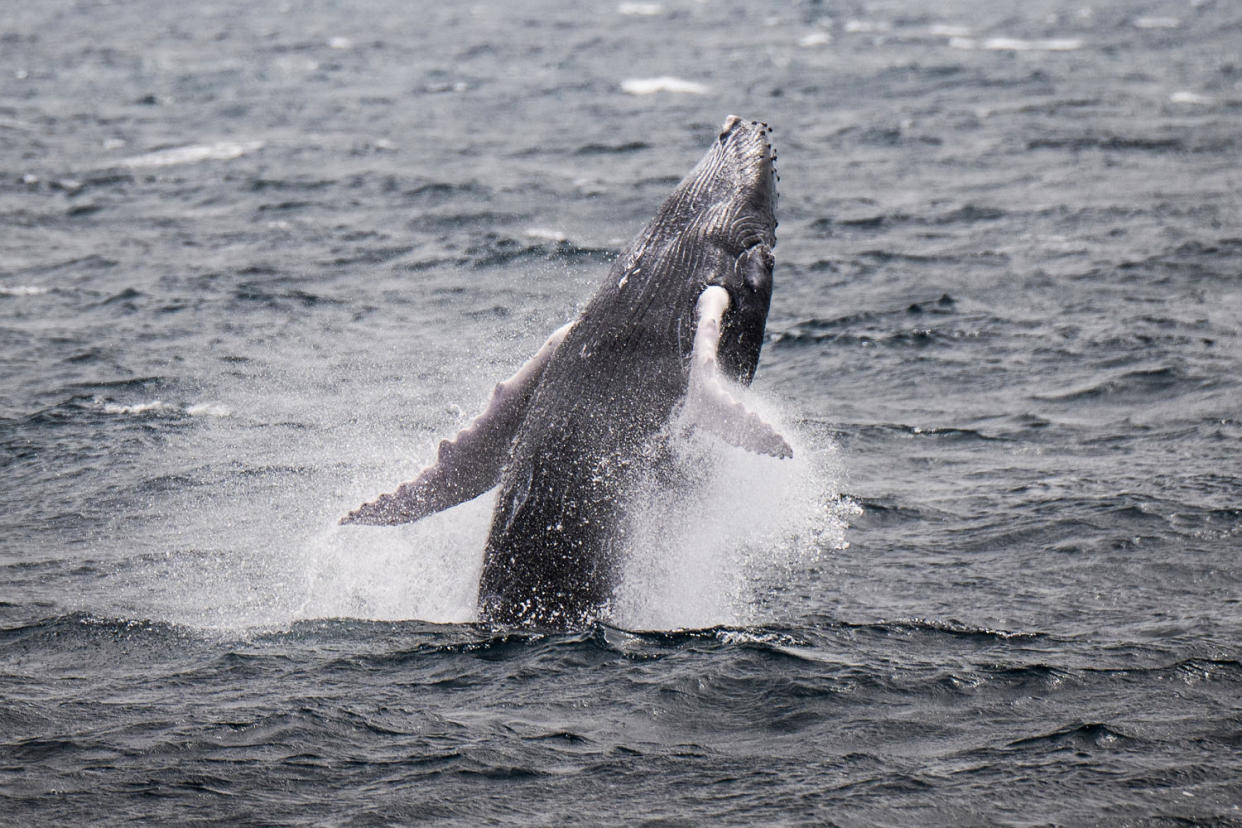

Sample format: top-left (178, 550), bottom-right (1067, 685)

top-left (342, 115), bottom-right (789, 628)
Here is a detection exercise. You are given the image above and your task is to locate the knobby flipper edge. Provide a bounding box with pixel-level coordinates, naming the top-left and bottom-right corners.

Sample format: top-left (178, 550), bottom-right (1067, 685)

top-left (686, 285), bottom-right (792, 459)
top-left (340, 322), bottom-right (575, 525)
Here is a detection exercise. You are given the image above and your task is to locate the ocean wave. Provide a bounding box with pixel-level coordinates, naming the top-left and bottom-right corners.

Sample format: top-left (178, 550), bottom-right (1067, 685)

top-left (617, 2), bottom-right (663, 16)
top-left (1033, 365), bottom-right (1205, 403)
top-left (950, 36), bottom-right (1085, 51)
top-left (837, 617), bottom-right (1048, 643)
top-left (100, 400), bottom-right (179, 416)
top-left (620, 77), bottom-right (709, 95)
top-left (1169, 91), bottom-right (1213, 106)
top-left (1133, 16), bottom-right (1181, 30)
top-left (1006, 720), bottom-right (1134, 750)
top-left (95, 399), bottom-right (227, 419)
top-left (117, 140), bottom-right (265, 169)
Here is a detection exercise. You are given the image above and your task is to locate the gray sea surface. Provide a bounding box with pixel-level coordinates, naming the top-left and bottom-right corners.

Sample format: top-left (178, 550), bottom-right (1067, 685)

top-left (2, 0), bottom-right (1241, 824)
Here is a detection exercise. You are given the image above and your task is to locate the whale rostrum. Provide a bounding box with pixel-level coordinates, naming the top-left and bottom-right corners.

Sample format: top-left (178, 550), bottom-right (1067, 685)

top-left (343, 115), bottom-right (789, 628)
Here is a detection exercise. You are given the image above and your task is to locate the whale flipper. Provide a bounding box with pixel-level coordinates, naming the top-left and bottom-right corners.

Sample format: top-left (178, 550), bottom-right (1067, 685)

top-left (341, 322), bottom-right (574, 525)
top-left (686, 286), bottom-right (792, 459)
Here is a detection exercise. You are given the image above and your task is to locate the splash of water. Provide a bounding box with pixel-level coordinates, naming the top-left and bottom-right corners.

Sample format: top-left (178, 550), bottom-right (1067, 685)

top-left (611, 392), bottom-right (849, 630)
top-left (295, 500), bottom-right (489, 623)
top-left (125, 357), bottom-right (848, 631)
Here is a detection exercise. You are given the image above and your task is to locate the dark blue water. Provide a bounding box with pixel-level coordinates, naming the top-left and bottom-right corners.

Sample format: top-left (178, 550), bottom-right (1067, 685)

top-left (3, 0), bottom-right (1241, 823)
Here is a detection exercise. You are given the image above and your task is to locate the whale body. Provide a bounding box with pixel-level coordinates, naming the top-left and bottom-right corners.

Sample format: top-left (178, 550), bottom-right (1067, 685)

top-left (343, 115), bottom-right (789, 628)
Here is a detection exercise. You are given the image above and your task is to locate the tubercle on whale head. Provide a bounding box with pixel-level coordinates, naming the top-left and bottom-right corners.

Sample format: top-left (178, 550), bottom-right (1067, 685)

top-left (712, 114), bottom-right (778, 249)
top-left (617, 115), bottom-right (777, 283)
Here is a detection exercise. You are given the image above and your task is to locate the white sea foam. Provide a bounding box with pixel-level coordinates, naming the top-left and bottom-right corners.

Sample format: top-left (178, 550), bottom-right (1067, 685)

top-left (621, 76), bottom-right (709, 95)
top-left (186, 402), bottom-right (233, 417)
top-left (844, 19), bottom-right (891, 33)
top-left (101, 400), bottom-right (179, 416)
top-left (986, 37), bottom-right (1083, 51)
top-left (0, 285), bottom-right (49, 296)
top-left (618, 2), bottom-right (663, 15)
top-left (951, 36), bottom-right (1084, 51)
top-left (525, 227), bottom-right (567, 242)
top-left (119, 140), bottom-right (264, 168)
top-left (799, 31), bottom-right (832, 47)
top-left (929, 24), bottom-right (972, 37)
top-left (100, 400), bottom-right (232, 417)
top-left (1169, 90), bottom-right (1213, 105)
top-left (1134, 16), bottom-right (1181, 29)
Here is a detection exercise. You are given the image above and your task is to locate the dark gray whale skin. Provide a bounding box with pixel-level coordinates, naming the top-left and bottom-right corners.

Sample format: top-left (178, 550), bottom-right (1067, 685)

top-left (343, 116), bottom-right (780, 628)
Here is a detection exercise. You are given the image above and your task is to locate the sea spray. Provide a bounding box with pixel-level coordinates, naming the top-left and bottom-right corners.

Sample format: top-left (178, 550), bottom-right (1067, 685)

top-left (611, 392), bottom-right (850, 630)
top-left (297, 498), bottom-right (489, 623)
top-left (135, 390), bottom-right (848, 630)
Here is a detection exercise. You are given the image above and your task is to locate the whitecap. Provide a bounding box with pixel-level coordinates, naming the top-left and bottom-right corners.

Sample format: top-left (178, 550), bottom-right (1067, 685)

top-left (326, 36), bottom-right (353, 49)
top-left (1170, 90), bottom-right (1213, 105)
top-left (101, 400), bottom-right (178, 416)
top-left (0, 285), bottom-right (49, 296)
top-left (524, 227), bottom-right (567, 243)
top-left (1134, 16), bottom-right (1181, 29)
top-left (844, 19), bottom-right (891, 33)
top-left (186, 402), bottom-right (233, 418)
top-left (963, 37), bottom-right (1084, 51)
top-left (118, 140), bottom-right (264, 169)
top-left (929, 24), bottom-right (972, 37)
top-left (618, 2), bottom-right (663, 15)
top-left (621, 77), bottom-right (709, 95)
top-left (799, 31), bottom-right (832, 47)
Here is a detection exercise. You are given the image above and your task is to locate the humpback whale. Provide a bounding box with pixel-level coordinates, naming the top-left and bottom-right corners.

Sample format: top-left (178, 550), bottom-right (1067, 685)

top-left (342, 115), bottom-right (789, 627)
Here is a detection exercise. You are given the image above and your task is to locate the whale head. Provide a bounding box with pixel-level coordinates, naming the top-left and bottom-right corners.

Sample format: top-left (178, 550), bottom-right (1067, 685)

top-left (677, 115), bottom-right (777, 386)
top-left (609, 116), bottom-right (778, 387)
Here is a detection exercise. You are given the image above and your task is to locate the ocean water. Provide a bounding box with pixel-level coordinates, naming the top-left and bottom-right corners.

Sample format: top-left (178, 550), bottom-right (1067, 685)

top-left (2, 0), bottom-right (1241, 823)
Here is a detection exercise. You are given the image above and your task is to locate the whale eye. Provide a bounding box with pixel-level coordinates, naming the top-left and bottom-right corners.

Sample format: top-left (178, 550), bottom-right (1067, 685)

top-left (741, 246), bottom-right (773, 293)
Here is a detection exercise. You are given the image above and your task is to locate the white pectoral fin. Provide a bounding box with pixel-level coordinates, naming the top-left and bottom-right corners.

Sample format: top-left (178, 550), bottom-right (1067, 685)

top-left (341, 322), bottom-right (574, 525)
top-left (687, 286), bottom-right (792, 459)
top-left (688, 376), bottom-right (794, 459)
